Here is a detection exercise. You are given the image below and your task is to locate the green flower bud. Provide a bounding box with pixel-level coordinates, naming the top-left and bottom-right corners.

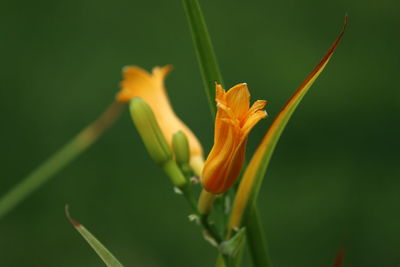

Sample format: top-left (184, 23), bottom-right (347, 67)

top-left (129, 98), bottom-right (187, 188)
top-left (129, 98), bottom-right (172, 165)
top-left (172, 131), bottom-right (190, 165)
top-left (162, 160), bottom-right (187, 189)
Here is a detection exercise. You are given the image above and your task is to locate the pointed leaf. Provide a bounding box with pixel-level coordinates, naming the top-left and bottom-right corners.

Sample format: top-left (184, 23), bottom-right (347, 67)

top-left (229, 17), bottom-right (348, 230)
top-left (65, 206), bottom-right (124, 267)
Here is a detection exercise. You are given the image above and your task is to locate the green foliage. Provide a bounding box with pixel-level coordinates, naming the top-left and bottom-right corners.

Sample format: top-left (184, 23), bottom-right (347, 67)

top-left (66, 206), bottom-right (124, 267)
top-left (182, 0), bottom-right (224, 116)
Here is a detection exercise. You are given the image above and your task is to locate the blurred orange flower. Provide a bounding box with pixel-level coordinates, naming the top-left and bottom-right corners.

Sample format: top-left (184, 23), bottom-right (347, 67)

top-left (117, 65), bottom-right (204, 173)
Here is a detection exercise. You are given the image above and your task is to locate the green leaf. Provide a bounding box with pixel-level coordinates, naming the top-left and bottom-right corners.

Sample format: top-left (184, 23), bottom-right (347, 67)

top-left (182, 0), bottom-right (224, 115)
top-left (219, 227), bottom-right (246, 258)
top-left (182, 1), bottom-right (272, 267)
top-left (65, 206), bottom-right (124, 267)
top-left (229, 17), bottom-right (348, 231)
top-left (244, 205), bottom-right (272, 267)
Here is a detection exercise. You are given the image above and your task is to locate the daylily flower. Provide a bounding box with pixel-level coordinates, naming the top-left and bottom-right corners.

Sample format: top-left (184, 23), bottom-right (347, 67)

top-left (117, 65), bottom-right (204, 174)
top-left (202, 83), bottom-right (267, 194)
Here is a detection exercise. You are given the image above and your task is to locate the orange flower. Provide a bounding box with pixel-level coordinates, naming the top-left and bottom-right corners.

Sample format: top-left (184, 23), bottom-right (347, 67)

top-left (117, 65), bottom-right (204, 173)
top-left (201, 83), bottom-right (267, 194)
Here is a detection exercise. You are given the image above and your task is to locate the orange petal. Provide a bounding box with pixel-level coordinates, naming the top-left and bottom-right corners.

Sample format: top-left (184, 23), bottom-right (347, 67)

top-left (117, 65), bottom-right (204, 173)
top-left (225, 83), bottom-right (250, 120)
top-left (241, 109), bottom-right (268, 138)
top-left (202, 83), bottom-right (267, 194)
top-left (229, 17), bottom-right (347, 231)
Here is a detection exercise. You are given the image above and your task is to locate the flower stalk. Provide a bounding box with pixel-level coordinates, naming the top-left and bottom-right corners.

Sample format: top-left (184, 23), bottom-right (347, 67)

top-left (0, 101), bottom-right (125, 219)
top-left (182, 1), bottom-right (271, 266)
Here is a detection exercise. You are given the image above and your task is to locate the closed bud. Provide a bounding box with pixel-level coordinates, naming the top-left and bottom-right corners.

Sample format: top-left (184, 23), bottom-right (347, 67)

top-left (117, 65), bottom-right (204, 175)
top-left (129, 98), bottom-right (172, 165)
top-left (172, 131), bottom-right (190, 165)
top-left (202, 83), bottom-right (267, 194)
top-left (130, 98), bottom-right (186, 188)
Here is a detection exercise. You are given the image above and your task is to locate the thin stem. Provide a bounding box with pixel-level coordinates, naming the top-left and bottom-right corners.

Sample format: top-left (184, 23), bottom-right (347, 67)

top-left (181, 185), bottom-right (198, 212)
top-left (181, 187), bottom-right (223, 246)
top-left (244, 204), bottom-right (272, 267)
top-left (175, 178), bottom-right (222, 244)
top-left (200, 214), bottom-right (222, 244)
top-left (0, 101), bottom-right (125, 219)
top-left (182, 0), bottom-right (272, 266)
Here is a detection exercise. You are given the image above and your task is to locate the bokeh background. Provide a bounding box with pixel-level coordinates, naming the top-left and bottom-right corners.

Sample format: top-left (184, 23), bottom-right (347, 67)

top-left (1, 0), bottom-right (399, 266)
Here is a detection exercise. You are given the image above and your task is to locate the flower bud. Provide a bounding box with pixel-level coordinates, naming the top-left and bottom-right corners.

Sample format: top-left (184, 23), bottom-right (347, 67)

top-left (172, 131), bottom-right (190, 166)
top-left (117, 65), bottom-right (204, 175)
top-left (202, 83), bottom-right (267, 194)
top-left (130, 98), bottom-right (187, 188)
top-left (129, 98), bottom-right (172, 165)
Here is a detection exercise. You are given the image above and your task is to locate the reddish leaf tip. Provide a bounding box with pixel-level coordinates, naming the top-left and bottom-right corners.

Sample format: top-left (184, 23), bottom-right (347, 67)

top-left (287, 15), bottom-right (348, 106)
top-left (65, 204), bottom-right (81, 227)
top-left (332, 248), bottom-right (345, 267)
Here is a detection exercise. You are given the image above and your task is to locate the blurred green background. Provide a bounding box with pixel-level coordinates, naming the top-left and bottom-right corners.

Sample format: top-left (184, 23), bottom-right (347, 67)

top-left (1, 0), bottom-right (399, 266)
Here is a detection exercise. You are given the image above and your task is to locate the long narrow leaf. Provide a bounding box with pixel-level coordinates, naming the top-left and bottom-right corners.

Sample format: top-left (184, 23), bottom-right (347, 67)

top-left (65, 206), bottom-right (124, 267)
top-left (182, 0), bottom-right (224, 115)
top-left (229, 17), bottom-right (348, 230)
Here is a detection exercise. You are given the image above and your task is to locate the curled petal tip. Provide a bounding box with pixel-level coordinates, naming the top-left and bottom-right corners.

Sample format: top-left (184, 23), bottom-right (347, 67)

top-left (152, 65), bottom-right (173, 76)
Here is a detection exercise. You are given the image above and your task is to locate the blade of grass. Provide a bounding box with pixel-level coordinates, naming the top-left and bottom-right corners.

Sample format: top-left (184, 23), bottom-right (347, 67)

top-left (229, 17), bottom-right (348, 232)
top-left (182, 0), bottom-right (224, 116)
top-left (65, 206), bottom-right (124, 267)
top-left (0, 101), bottom-right (125, 219)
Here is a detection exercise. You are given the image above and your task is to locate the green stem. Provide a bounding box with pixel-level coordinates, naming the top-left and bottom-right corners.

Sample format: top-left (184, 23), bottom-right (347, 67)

top-left (181, 184), bottom-right (198, 212)
top-left (215, 205), bottom-right (269, 267)
top-left (200, 214), bottom-right (222, 244)
top-left (182, 1), bottom-right (272, 266)
top-left (244, 204), bottom-right (272, 267)
top-left (182, 0), bottom-right (224, 116)
top-left (0, 101), bottom-right (125, 219)
top-left (162, 160), bottom-right (187, 189)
